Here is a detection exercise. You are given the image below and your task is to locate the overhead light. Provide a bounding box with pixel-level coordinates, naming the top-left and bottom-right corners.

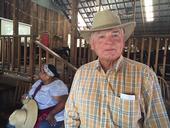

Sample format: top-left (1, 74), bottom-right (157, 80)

top-left (144, 0), bottom-right (154, 22)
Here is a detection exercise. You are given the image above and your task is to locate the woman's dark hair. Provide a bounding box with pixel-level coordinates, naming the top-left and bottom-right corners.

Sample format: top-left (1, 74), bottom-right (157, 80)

top-left (48, 64), bottom-right (60, 78)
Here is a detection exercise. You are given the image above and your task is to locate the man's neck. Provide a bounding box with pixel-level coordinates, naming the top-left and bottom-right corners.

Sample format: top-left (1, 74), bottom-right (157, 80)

top-left (99, 56), bottom-right (122, 72)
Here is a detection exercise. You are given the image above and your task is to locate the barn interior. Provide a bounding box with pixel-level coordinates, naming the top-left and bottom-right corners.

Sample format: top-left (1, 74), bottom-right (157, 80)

top-left (0, 0), bottom-right (170, 127)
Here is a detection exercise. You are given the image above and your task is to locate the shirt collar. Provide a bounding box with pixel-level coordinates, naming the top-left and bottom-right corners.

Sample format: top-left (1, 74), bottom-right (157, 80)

top-left (95, 55), bottom-right (124, 72)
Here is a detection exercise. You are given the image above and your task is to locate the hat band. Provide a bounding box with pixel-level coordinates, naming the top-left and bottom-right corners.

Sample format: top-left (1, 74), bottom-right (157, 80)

top-left (92, 23), bottom-right (121, 31)
top-left (44, 65), bottom-right (55, 77)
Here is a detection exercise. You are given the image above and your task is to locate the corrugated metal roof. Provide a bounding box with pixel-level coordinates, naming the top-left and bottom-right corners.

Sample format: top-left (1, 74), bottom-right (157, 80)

top-left (51, 0), bottom-right (170, 35)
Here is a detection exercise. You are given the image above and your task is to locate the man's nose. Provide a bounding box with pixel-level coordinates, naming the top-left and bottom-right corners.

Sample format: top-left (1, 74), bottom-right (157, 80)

top-left (105, 32), bottom-right (114, 44)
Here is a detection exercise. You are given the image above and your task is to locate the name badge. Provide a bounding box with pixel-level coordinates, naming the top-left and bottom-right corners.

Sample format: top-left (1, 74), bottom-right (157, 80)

top-left (120, 93), bottom-right (135, 100)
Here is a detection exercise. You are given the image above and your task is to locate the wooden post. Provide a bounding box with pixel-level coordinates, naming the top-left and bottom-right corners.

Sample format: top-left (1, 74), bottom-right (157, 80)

top-left (147, 37), bottom-right (152, 66)
top-left (140, 38), bottom-right (145, 63)
top-left (0, 0), bottom-right (5, 17)
top-left (12, 0), bottom-right (19, 70)
top-left (17, 36), bottom-right (21, 71)
top-left (70, 0), bottom-right (78, 65)
top-left (29, 2), bottom-right (37, 80)
top-left (133, 38), bottom-right (137, 60)
top-left (162, 38), bottom-right (168, 77)
top-left (78, 39), bottom-right (82, 66)
top-left (155, 38), bottom-right (160, 74)
top-left (24, 37), bottom-right (27, 73)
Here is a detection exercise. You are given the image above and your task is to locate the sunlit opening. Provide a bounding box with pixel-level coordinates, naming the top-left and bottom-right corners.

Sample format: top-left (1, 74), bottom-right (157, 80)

top-left (144, 0), bottom-right (154, 22)
top-left (78, 13), bottom-right (87, 30)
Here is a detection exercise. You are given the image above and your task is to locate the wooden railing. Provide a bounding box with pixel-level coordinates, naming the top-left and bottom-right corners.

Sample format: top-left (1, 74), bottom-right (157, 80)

top-left (124, 36), bottom-right (170, 80)
top-left (0, 35), bottom-right (170, 83)
top-left (0, 35), bottom-right (77, 88)
top-left (0, 35), bottom-right (33, 76)
top-left (33, 40), bottom-right (77, 86)
top-left (77, 36), bottom-right (170, 81)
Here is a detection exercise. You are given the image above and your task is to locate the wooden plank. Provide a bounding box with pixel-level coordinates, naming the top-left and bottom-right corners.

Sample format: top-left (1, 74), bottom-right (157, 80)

top-left (133, 38), bottom-right (137, 60)
top-left (7, 37), bottom-right (10, 63)
top-left (154, 38), bottom-right (160, 74)
top-left (70, 0), bottom-right (78, 65)
top-left (4, 38), bottom-right (7, 61)
top-left (0, 0), bottom-right (5, 17)
top-left (63, 18), bottom-right (68, 46)
top-left (24, 37), bottom-right (27, 72)
top-left (57, 14), bottom-right (61, 47)
top-left (162, 38), bottom-right (168, 77)
top-left (1, 37), bottom-right (4, 65)
top-left (13, 0), bottom-right (19, 68)
top-left (140, 38), bottom-right (145, 63)
top-left (83, 43), bottom-right (87, 64)
top-left (29, 37), bottom-right (34, 79)
top-left (79, 39), bottom-right (82, 66)
top-left (17, 37), bottom-right (21, 71)
top-left (47, 9), bottom-right (52, 48)
top-left (11, 37), bottom-right (14, 71)
top-left (147, 37), bottom-right (152, 66)
top-left (59, 16), bottom-right (64, 40)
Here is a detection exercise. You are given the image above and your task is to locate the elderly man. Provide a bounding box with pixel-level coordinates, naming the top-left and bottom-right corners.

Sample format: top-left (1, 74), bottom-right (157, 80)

top-left (64, 10), bottom-right (170, 127)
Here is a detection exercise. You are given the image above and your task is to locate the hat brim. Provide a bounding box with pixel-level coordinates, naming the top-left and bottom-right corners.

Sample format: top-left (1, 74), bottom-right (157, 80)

top-left (23, 99), bottom-right (38, 128)
top-left (15, 99), bottom-right (38, 128)
top-left (81, 22), bottom-right (136, 43)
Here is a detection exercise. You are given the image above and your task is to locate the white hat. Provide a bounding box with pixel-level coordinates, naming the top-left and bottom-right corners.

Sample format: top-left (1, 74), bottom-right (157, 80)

top-left (9, 99), bottom-right (38, 128)
top-left (81, 10), bottom-right (136, 42)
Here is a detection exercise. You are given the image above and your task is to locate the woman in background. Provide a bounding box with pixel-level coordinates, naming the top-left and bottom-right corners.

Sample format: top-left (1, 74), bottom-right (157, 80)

top-left (28, 64), bottom-right (68, 128)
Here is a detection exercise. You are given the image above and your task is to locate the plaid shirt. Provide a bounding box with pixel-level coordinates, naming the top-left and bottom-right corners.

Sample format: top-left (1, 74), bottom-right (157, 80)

top-left (65, 56), bottom-right (170, 128)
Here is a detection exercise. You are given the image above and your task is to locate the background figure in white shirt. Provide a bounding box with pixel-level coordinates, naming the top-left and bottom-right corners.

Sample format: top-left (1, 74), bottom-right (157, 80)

top-left (28, 64), bottom-right (68, 128)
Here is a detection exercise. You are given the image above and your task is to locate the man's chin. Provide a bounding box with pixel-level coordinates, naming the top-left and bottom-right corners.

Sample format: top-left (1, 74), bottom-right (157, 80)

top-left (100, 56), bottom-right (120, 62)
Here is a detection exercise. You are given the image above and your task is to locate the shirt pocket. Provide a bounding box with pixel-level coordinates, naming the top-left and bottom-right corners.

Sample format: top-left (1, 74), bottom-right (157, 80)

top-left (112, 96), bottom-right (141, 128)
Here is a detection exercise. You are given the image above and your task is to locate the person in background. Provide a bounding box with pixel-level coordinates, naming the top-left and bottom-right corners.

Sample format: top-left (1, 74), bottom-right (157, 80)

top-left (64, 10), bottom-right (170, 127)
top-left (26, 64), bottom-right (68, 128)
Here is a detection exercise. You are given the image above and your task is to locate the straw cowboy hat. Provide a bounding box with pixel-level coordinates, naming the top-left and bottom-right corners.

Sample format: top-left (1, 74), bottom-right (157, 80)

top-left (81, 10), bottom-right (136, 42)
top-left (9, 99), bottom-right (38, 128)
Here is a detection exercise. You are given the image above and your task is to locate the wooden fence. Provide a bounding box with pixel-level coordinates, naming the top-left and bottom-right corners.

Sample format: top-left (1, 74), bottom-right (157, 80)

top-left (0, 35), bottom-right (170, 82)
top-left (0, 35), bottom-right (77, 88)
top-left (124, 36), bottom-right (170, 79)
top-left (77, 36), bottom-right (170, 80)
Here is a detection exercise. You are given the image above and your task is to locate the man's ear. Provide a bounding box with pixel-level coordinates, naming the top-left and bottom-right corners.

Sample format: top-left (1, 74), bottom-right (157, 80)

top-left (89, 37), bottom-right (95, 50)
top-left (91, 41), bottom-right (96, 51)
top-left (90, 42), bottom-right (94, 50)
top-left (121, 28), bottom-right (125, 42)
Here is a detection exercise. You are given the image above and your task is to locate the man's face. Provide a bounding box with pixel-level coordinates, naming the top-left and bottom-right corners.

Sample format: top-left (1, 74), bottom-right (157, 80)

top-left (90, 28), bottom-right (124, 62)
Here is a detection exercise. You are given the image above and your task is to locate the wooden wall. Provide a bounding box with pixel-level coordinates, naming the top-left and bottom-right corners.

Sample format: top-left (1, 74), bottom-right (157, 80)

top-left (76, 36), bottom-right (170, 80)
top-left (0, 0), bottom-right (71, 49)
top-left (124, 36), bottom-right (170, 79)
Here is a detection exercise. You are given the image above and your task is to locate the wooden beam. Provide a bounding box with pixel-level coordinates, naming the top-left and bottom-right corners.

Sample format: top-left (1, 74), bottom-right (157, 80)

top-left (12, 0), bottom-right (19, 70)
top-left (0, 0), bottom-right (5, 17)
top-left (162, 38), bottom-right (168, 77)
top-left (70, 0), bottom-right (78, 65)
top-left (140, 38), bottom-right (145, 63)
top-left (13, 0), bottom-right (18, 37)
top-left (29, 2), bottom-right (37, 80)
top-left (154, 38), bottom-right (160, 74)
top-left (147, 37), bottom-right (152, 66)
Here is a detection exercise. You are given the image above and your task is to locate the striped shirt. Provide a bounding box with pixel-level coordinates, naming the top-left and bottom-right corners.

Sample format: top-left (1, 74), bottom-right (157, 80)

top-left (65, 56), bottom-right (170, 128)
